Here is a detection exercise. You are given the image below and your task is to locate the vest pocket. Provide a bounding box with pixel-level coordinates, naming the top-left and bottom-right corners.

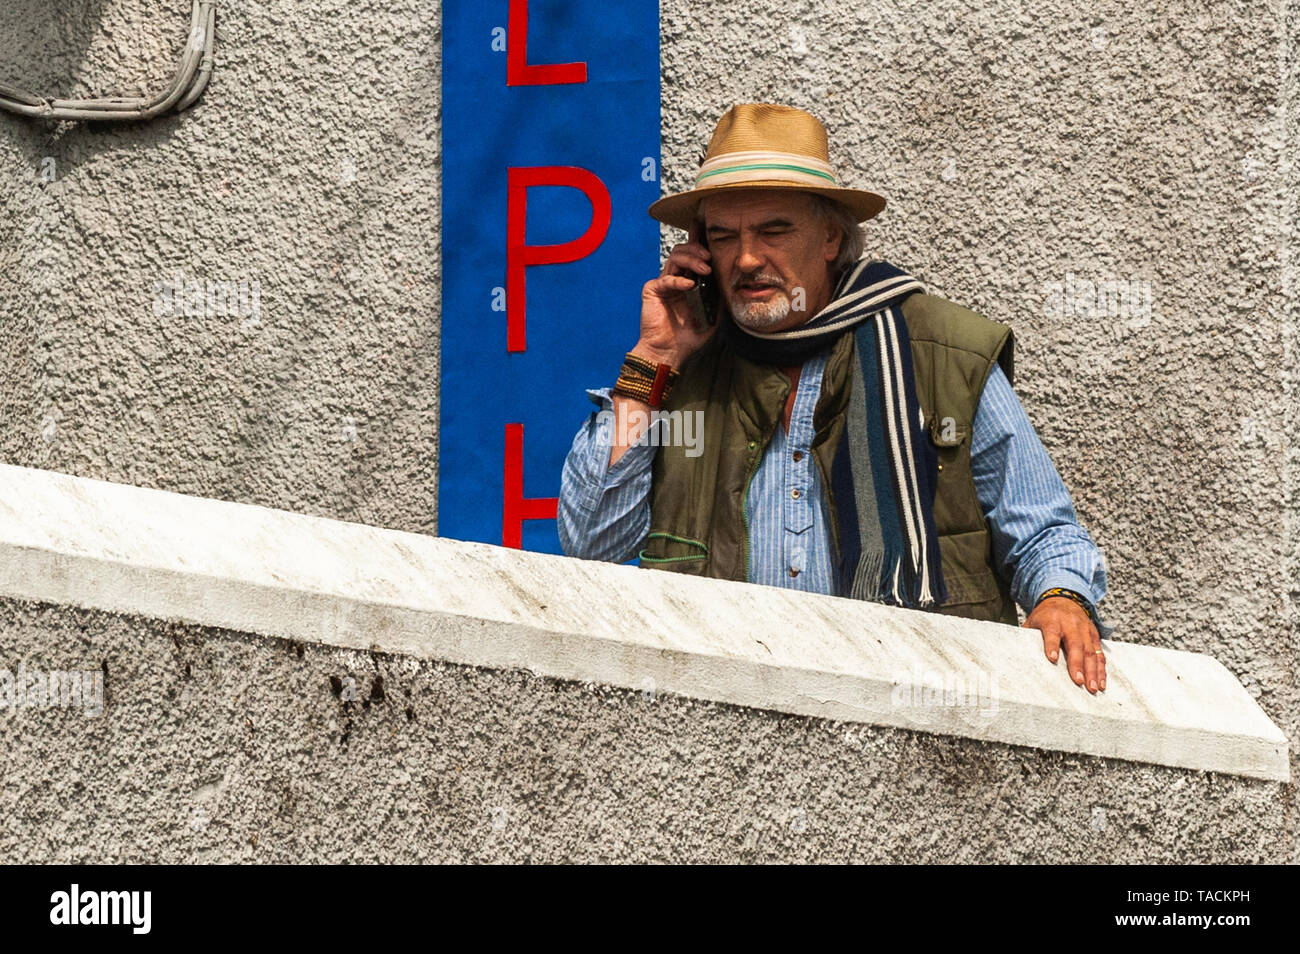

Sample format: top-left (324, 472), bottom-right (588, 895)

top-left (926, 409), bottom-right (980, 536)
top-left (926, 411), bottom-right (968, 448)
top-left (937, 528), bottom-right (1002, 607)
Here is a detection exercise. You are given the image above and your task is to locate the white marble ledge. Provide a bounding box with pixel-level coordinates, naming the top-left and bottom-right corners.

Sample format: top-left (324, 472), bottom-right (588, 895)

top-left (0, 463), bottom-right (1288, 782)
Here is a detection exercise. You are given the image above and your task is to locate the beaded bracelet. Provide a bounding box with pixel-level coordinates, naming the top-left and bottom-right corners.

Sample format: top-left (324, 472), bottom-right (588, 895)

top-left (612, 352), bottom-right (679, 409)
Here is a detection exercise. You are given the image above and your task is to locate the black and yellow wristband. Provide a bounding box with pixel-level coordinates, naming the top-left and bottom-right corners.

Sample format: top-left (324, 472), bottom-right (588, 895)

top-left (1036, 586), bottom-right (1090, 611)
top-left (1037, 587), bottom-right (1104, 631)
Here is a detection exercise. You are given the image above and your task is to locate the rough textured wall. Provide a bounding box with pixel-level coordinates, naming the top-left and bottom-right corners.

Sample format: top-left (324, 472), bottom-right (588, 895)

top-left (0, 596), bottom-right (1289, 863)
top-left (0, 0), bottom-right (441, 533)
top-left (0, 1), bottom-right (1296, 845)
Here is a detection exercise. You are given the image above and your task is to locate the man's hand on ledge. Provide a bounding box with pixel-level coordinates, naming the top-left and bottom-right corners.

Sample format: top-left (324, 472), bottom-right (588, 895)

top-left (1023, 597), bottom-right (1106, 694)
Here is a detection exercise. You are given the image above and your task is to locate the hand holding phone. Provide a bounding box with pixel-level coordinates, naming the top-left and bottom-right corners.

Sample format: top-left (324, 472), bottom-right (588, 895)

top-left (685, 221), bottom-right (719, 327)
top-left (634, 223), bottom-right (718, 370)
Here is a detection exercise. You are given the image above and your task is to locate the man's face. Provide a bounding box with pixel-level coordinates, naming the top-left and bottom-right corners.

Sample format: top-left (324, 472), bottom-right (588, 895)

top-left (698, 189), bottom-right (843, 333)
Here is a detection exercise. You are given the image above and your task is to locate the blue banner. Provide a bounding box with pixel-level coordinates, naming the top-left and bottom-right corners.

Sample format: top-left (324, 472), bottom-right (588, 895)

top-left (440, 0), bottom-right (662, 552)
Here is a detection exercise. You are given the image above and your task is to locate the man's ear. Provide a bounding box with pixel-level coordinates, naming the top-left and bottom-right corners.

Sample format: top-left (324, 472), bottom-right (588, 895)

top-left (824, 223), bottom-right (844, 263)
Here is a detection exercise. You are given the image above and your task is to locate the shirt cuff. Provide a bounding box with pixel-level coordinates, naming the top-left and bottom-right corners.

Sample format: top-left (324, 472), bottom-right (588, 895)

top-left (1032, 571), bottom-right (1114, 640)
top-left (584, 387), bottom-right (661, 483)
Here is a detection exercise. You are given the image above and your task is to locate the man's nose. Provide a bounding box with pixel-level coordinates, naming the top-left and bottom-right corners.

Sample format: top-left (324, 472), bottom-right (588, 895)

top-left (735, 233), bottom-right (765, 272)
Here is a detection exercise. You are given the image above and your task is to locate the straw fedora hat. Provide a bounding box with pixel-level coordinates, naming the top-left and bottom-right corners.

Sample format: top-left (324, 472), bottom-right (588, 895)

top-left (648, 103), bottom-right (886, 231)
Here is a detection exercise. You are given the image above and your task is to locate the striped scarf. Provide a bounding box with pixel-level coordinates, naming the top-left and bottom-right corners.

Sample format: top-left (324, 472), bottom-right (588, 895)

top-left (720, 259), bottom-right (946, 610)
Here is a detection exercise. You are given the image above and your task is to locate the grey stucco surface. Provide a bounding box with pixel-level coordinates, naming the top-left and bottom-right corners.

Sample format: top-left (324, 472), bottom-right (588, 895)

top-left (0, 1), bottom-right (1297, 858)
top-left (0, 595), bottom-right (1290, 863)
top-left (0, 0), bottom-right (441, 533)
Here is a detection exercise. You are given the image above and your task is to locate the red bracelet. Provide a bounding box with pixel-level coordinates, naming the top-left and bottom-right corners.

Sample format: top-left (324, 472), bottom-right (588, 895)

top-left (648, 362), bottom-right (673, 407)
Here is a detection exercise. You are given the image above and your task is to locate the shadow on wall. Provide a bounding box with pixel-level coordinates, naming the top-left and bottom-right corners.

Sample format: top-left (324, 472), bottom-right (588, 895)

top-left (0, 0), bottom-right (203, 176)
top-left (0, 0), bottom-right (113, 99)
top-left (0, 2), bottom-right (444, 529)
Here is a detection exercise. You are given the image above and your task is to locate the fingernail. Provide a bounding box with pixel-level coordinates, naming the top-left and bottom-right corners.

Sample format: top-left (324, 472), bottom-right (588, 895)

top-left (1075, 671), bottom-right (1083, 682)
top-left (1049, 652), bottom-right (1058, 662)
top-left (1089, 680), bottom-right (1097, 691)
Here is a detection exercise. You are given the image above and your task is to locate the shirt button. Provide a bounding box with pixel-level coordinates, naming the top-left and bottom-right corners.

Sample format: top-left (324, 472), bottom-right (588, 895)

top-left (792, 451), bottom-right (804, 462)
top-left (791, 488), bottom-right (801, 499)
top-left (789, 567), bottom-right (800, 578)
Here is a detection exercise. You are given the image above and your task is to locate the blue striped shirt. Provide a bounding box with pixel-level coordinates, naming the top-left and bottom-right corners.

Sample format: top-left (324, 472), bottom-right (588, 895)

top-left (558, 356), bottom-right (1110, 634)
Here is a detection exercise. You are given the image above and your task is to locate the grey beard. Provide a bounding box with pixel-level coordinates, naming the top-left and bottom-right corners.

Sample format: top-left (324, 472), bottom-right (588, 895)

top-left (729, 292), bottom-right (792, 331)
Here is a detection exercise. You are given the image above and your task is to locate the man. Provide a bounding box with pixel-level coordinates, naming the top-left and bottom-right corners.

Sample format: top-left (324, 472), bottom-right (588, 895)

top-left (559, 103), bottom-right (1111, 694)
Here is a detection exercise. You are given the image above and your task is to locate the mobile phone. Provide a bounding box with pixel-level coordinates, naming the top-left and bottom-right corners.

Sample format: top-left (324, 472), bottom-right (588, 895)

top-left (688, 232), bottom-right (719, 326)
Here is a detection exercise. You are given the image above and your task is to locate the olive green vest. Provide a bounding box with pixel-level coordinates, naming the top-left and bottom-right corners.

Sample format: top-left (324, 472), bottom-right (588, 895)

top-left (639, 292), bottom-right (1018, 625)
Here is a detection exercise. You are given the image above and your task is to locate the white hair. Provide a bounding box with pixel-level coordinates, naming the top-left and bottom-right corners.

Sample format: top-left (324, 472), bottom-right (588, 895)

top-left (808, 193), bottom-right (866, 275)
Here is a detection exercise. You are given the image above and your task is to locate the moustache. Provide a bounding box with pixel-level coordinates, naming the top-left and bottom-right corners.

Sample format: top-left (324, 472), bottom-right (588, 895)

top-left (731, 272), bottom-right (785, 291)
